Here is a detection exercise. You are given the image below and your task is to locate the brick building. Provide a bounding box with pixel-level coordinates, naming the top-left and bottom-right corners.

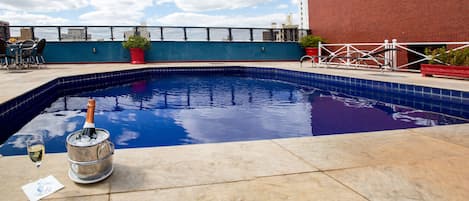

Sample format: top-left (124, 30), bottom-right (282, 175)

top-left (307, 0), bottom-right (469, 68)
top-left (308, 0), bottom-right (469, 43)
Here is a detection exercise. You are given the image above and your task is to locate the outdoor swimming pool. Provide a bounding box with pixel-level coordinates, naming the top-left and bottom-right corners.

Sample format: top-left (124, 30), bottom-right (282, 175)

top-left (0, 68), bottom-right (467, 156)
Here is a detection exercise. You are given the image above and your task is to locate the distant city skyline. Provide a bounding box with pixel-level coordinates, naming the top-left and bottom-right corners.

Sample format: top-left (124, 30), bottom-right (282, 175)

top-left (0, 0), bottom-right (305, 28)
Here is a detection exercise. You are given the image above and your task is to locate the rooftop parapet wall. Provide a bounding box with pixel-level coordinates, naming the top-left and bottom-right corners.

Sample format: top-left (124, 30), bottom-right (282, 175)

top-left (308, 0), bottom-right (469, 43)
top-left (43, 41), bottom-right (304, 63)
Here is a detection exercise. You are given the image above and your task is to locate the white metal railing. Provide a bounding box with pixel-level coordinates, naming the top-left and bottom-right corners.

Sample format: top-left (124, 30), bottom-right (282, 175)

top-left (318, 41), bottom-right (393, 69)
top-left (392, 41), bottom-right (469, 69)
top-left (316, 40), bottom-right (469, 71)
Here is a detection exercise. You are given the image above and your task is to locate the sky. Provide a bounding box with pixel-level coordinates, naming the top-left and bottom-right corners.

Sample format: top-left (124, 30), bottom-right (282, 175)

top-left (0, 0), bottom-right (301, 28)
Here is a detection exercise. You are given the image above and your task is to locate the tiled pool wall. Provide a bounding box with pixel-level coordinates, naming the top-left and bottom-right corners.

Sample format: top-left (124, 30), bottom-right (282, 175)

top-left (245, 68), bottom-right (469, 119)
top-left (1, 66), bottom-right (468, 143)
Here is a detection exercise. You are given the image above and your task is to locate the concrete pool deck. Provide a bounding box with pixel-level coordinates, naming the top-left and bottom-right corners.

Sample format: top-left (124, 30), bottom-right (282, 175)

top-left (0, 62), bottom-right (468, 200)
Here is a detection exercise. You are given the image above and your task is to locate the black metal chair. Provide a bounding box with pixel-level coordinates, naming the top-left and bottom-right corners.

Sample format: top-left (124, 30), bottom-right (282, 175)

top-left (0, 39), bottom-right (15, 69)
top-left (33, 39), bottom-right (46, 66)
top-left (19, 40), bottom-right (36, 68)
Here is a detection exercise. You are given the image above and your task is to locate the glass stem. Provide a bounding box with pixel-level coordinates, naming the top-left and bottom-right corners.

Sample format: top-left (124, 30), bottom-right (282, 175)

top-left (36, 163), bottom-right (42, 194)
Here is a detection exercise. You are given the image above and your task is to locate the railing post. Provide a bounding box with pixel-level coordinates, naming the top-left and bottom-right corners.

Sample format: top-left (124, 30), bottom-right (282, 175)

top-left (58, 26), bottom-right (62, 41)
top-left (249, 28), bottom-right (253, 42)
top-left (30, 26), bottom-right (35, 40)
top-left (84, 26), bottom-right (88, 41)
top-left (384, 39), bottom-right (389, 67)
top-left (110, 27), bottom-right (114, 41)
top-left (183, 27), bottom-right (187, 41)
top-left (346, 44), bottom-right (351, 66)
top-left (206, 27), bottom-right (210, 41)
top-left (392, 39), bottom-right (397, 70)
top-left (228, 28), bottom-right (232, 41)
top-left (160, 27), bottom-right (164, 41)
top-left (318, 41), bottom-right (322, 64)
top-left (270, 29), bottom-right (274, 42)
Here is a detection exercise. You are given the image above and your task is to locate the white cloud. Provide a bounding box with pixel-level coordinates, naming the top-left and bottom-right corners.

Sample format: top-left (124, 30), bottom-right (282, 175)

top-left (173, 104), bottom-right (312, 143)
top-left (79, 10), bottom-right (144, 25)
top-left (156, 0), bottom-right (174, 5)
top-left (152, 12), bottom-right (293, 28)
top-left (79, 0), bottom-right (153, 25)
top-left (276, 4), bottom-right (289, 9)
top-left (0, 11), bottom-right (69, 25)
top-left (116, 130), bottom-right (139, 145)
top-left (88, 0), bottom-right (152, 11)
top-left (172, 0), bottom-right (271, 12)
top-left (0, 0), bottom-right (88, 12)
top-left (17, 110), bottom-right (83, 139)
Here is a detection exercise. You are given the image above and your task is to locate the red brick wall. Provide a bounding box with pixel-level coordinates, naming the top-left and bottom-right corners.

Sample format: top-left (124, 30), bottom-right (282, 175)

top-left (308, 0), bottom-right (469, 43)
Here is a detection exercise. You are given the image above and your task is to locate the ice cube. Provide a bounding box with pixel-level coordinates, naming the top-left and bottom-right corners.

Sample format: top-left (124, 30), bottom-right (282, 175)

top-left (80, 135), bottom-right (91, 141)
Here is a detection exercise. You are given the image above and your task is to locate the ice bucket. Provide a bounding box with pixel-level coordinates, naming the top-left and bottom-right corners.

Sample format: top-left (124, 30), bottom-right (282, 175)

top-left (66, 128), bottom-right (114, 183)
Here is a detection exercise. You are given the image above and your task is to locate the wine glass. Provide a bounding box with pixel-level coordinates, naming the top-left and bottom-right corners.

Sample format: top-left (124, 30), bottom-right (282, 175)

top-left (27, 134), bottom-right (44, 167)
top-left (26, 134), bottom-right (47, 195)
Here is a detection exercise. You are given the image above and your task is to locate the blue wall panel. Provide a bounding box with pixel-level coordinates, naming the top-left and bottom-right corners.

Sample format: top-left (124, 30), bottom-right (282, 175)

top-left (43, 41), bottom-right (303, 63)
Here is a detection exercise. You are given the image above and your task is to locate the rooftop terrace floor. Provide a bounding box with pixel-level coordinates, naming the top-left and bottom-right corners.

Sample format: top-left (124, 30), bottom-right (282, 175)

top-left (0, 62), bottom-right (468, 200)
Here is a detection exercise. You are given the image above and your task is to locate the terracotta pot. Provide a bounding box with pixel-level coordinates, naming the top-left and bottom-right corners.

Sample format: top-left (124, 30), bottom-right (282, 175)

top-left (129, 48), bottom-right (145, 64)
top-left (305, 47), bottom-right (319, 62)
top-left (421, 64), bottom-right (469, 78)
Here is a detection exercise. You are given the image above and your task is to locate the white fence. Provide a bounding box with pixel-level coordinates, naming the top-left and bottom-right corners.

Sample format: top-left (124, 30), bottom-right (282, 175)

top-left (315, 40), bottom-right (469, 71)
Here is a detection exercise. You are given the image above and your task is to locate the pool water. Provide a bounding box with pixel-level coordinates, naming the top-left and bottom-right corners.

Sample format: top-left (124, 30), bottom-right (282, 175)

top-left (0, 74), bottom-right (467, 156)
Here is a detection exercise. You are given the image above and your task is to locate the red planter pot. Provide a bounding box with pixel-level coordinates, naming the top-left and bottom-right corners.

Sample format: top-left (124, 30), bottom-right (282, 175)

top-left (421, 64), bottom-right (469, 78)
top-left (129, 48), bottom-right (145, 64)
top-left (305, 47), bottom-right (318, 56)
top-left (305, 47), bottom-right (319, 62)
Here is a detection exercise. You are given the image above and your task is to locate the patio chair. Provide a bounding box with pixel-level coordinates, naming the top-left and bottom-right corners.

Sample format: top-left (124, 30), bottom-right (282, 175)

top-left (33, 39), bottom-right (46, 66)
top-left (20, 40), bottom-right (36, 68)
top-left (0, 39), bottom-right (15, 69)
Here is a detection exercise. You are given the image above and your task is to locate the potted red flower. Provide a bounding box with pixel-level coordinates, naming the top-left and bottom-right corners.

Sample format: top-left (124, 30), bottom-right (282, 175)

top-left (421, 47), bottom-right (469, 78)
top-left (122, 35), bottom-right (151, 64)
top-left (299, 35), bottom-right (325, 61)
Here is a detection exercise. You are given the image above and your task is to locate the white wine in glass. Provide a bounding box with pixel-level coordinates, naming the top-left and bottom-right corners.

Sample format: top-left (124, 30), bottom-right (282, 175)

top-left (26, 134), bottom-right (47, 195)
top-left (28, 144), bottom-right (45, 167)
top-left (27, 135), bottom-right (45, 168)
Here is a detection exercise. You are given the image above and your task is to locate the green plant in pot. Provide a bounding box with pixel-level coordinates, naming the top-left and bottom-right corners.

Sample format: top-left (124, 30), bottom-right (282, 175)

top-left (299, 35), bottom-right (325, 59)
top-left (421, 47), bottom-right (469, 78)
top-left (122, 35), bottom-right (151, 64)
top-left (425, 47), bottom-right (469, 66)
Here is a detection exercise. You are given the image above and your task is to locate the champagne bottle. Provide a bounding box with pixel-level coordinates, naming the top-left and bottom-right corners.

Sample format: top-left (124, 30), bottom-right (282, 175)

top-left (80, 98), bottom-right (97, 139)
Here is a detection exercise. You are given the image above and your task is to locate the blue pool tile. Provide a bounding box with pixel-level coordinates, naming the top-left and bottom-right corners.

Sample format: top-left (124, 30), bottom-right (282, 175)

top-left (415, 102), bottom-right (423, 109)
top-left (423, 87), bottom-right (432, 94)
top-left (414, 86), bottom-right (423, 93)
top-left (398, 84), bottom-right (406, 90)
top-left (442, 108), bottom-right (452, 115)
top-left (463, 92), bottom-right (469, 99)
top-left (450, 90), bottom-right (461, 97)
top-left (405, 85), bottom-right (413, 91)
top-left (463, 112), bottom-right (469, 119)
top-left (441, 89), bottom-right (451, 97)
top-left (384, 82), bottom-right (391, 89)
top-left (431, 88), bottom-right (441, 96)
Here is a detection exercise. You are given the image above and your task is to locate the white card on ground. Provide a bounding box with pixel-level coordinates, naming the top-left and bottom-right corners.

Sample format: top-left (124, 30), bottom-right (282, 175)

top-left (22, 175), bottom-right (64, 201)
